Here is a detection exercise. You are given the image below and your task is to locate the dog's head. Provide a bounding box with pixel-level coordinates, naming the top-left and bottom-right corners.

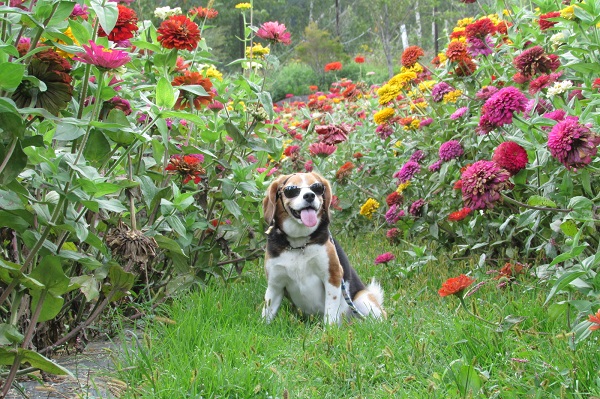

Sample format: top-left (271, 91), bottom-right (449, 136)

top-left (263, 172), bottom-right (332, 237)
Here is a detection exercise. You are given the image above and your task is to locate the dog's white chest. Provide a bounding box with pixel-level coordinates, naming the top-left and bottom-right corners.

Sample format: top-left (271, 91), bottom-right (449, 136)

top-left (265, 245), bottom-right (332, 315)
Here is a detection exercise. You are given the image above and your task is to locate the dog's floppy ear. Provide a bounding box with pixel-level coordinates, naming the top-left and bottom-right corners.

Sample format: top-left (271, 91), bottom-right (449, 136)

top-left (263, 175), bottom-right (286, 225)
top-left (312, 172), bottom-right (332, 212)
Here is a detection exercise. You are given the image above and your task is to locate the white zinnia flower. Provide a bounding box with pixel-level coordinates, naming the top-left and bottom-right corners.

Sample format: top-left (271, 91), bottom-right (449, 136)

top-left (547, 80), bottom-right (573, 97)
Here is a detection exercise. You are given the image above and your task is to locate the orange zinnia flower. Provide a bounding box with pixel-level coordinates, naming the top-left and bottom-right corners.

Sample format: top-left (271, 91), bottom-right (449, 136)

top-left (438, 274), bottom-right (475, 297)
top-left (589, 310), bottom-right (600, 331)
top-left (324, 61), bottom-right (342, 72)
top-left (157, 15), bottom-right (201, 50)
top-left (172, 71), bottom-right (215, 110)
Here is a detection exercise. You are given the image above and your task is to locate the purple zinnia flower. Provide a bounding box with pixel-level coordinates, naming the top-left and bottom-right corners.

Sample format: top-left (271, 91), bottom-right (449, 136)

top-left (409, 150), bottom-right (425, 163)
top-left (374, 252), bottom-right (395, 265)
top-left (480, 86), bottom-right (528, 128)
top-left (376, 124), bottom-right (394, 139)
top-left (409, 199), bottom-right (426, 216)
top-left (450, 107), bottom-right (468, 120)
top-left (385, 204), bottom-right (405, 224)
top-left (547, 117), bottom-right (600, 169)
top-left (431, 82), bottom-right (454, 102)
top-left (393, 161), bottom-right (421, 183)
top-left (461, 160), bottom-right (513, 210)
top-left (438, 140), bottom-right (464, 161)
top-left (429, 160), bottom-right (443, 172)
top-left (70, 3), bottom-right (89, 19)
top-left (467, 36), bottom-right (494, 57)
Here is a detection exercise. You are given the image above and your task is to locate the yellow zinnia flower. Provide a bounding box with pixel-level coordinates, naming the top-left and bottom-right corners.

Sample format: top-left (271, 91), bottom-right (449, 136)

top-left (246, 43), bottom-right (270, 59)
top-left (443, 90), bottom-right (463, 104)
top-left (456, 17), bottom-right (474, 27)
top-left (373, 107), bottom-right (395, 125)
top-left (359, 198), bottom-right (380, 219)
top-left (377, 84), bottom-right (401, 105)
top-left (396, 181), bottom-right (410, 194)
top-left (235, 2), bottom-right (251, 9)
top-left (560, 5), bottom-right (575, 19)
top-left (418, 80), bottom-right (436, 92)
top-left (204, 65), bottom-right (223, 81)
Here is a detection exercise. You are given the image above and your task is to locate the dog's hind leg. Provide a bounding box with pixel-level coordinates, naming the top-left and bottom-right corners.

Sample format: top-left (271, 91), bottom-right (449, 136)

top-left (353, 281), bottom-right (386, 319)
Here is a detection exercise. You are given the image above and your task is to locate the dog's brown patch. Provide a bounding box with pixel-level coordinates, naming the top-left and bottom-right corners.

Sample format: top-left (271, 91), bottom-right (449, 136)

top-left (326, 241), bottom-right (343, 287)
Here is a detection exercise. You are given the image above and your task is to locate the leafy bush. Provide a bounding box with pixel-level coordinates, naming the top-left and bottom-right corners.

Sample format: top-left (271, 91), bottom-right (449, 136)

top-left (268, 62), bottom-right (317, 101)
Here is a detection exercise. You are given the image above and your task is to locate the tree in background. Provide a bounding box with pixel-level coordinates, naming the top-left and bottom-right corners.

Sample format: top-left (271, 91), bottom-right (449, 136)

top-left (295, 22), bottom-right (347, 83)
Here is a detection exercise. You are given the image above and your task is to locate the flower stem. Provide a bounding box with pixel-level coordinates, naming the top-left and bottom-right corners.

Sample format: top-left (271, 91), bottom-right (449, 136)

top-left (501, 193), bottom-right (571, 213)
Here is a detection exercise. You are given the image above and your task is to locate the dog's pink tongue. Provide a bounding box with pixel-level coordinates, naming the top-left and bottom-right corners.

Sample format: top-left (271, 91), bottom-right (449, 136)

top-left (300, 208), bottom-right (318, 227)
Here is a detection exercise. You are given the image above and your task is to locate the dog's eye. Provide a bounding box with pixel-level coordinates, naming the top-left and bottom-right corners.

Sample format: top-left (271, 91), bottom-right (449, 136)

top-left (310, 182), bottom-right (325, 196)
top-left (282, 185), bottom-right (301, 198)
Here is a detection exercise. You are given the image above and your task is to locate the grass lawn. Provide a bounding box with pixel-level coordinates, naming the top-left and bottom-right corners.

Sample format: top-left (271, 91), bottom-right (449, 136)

top-left (115, 235), bottom-right (600, 398)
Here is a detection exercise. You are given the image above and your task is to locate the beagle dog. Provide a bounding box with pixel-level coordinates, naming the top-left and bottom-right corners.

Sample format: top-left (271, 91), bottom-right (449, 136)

top-left (262, 172), bottom-right (385, 325)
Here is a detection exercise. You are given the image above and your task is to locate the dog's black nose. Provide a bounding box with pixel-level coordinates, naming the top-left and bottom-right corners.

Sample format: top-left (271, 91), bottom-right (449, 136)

top-left (303, 192), bottom-right (315, 202)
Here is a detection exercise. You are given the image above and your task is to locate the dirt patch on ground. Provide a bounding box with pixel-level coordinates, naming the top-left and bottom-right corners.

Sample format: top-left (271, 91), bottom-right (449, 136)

top-left (4, 337), bottom-right (127, 399)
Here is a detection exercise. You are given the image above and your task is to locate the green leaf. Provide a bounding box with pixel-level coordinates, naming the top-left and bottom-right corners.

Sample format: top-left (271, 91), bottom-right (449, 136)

top-left (256, 91), bottom-right (274, 120)
top-left (83, 130), bottom-right (112, 164)
top-left (154, 234), bottom-right (187, 256)
top-left (544, 270), bottom-right (588, 306)
top-left (560, 219), bottom-right (578, 237)
top-left (0, 347), bottom-right (73, 376)
top-left (568, 196), bottom-right (594, 221)
top-left (166, 215), bottom-right (187, 237)
top-left (29, 255), bottom-right (70, 321)
top-left (0, 259), bottom-right (44, 290)
top-left (90, 0), bottom-right (118, 37)
top-left (54, 121), bottom-right (86, 141)
top-left (0, 323), bottom-right (24, 345)
top-left (224, 199), bottom-right (242, 218)
top-left (178, 84), bottom-right (208, 97)
top-left (0, 62), bottom-right (25, 90)
top-left (527, 195), bottom-right (556, 208)
top-left (224, 122), bottom-right (247, 145)
top-left (0, 140), bottom-right (27, 185)
top-left (0, 189), bottom-right (24, 210)
top-left (105, 265), bottom-right (135, 301)
top-left (156, 77), bottom-right (176, 109)
top-left (70, 275), bottom-right (100, 301)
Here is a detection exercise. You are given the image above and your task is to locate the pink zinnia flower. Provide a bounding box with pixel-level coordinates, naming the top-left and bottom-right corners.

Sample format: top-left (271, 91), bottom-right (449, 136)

top-left (547, 117), bottom-right (600, 169)
top-left (70, 3), bottom-right (89, 19)
top-left (374, 252), bottom-right (395, 265)
top-left (386, 228), bottom-right (400, 244)
top-left (429, 160), bottom-right (443, 172)
top-left (431, 82), bottom-right (453, 102)
top-left (409, 150), bottom-right (425, 163)
top-left (492, 141), bottom-right (528, 175)
top-left (393, 161), bottom-right (420, 183)
top-left (479, 86), bottom-right (528, 131)
top-left (439, 140), bottom-right (464, 161)
top-left (461, 160), bottom-right (513, 209)
top-left (476, 86), bottom-right (498, 101)
top-left (304, 160), bottom-right (314, 171)
top-left (385, 204), bottom-right (405, 224)
top-left (309, 142), bottom-right (337, 157)
top-left (409, 199), bottom-right (426, 216)
top-left (450, 107), bottom-right (468, 120)
top-left (256, 21), bottom-right (291, 45)
top-left (73, 41), bottom-right (131, 70)
top-left (543, 109), bottom-right (567, 122)
top-left (376, 124), bottom-right (394, 139)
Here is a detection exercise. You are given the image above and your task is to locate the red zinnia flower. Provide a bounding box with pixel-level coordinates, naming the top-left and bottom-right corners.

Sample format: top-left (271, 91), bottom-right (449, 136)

top-left (493, 141), bottom-right (528, 175)
top-left (354, 55), bottom-right (365, 63)
top-left (283, 145), bottom-right (300, 157)
top-left (589, 310), bottom-right (600, 331)
top-left (448, 207), bottom-right (472, 222)
top-left (513, 46), bottom-right (554, 78)
top-left (157, 15), bottom-right (201, 50)
top-left (386, 191), bottom-right (403, 207)
top-left (495, 262), bottom-right (525, 280)
top-left (309, 85), bottom-right (318, 91)
top-left (538, 11), bottom-right (560, 31)
top-left (454, 57), bottom-right (477, 77)
top-left (401, 45), bottom-right (424, 68)
top-left (172, 71), bottom-right (215, 110)
top-left (315, 123), bottom-right (351, 145)
top-left (166, 154), bottom-right (205, 184)
top-left (438, 274), bottom-right (475, 297)
top-left (189, 6), bottom-right (218, 19)
top-left (98, 4), bottom-right (139, 42)
top-left (465, 18), bottom-right (496, 39)
top-left (592, 78), bottom-right (600, 90)
top-left (335, 161), bottom-right (355, 181)
top-left (324, 61), bottom-right (342, 72)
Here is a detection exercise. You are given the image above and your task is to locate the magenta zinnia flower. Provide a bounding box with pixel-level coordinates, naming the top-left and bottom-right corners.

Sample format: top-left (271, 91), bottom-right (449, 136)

top-left (409, 199), bottom-right (426, 216)
top-left (393, 161), bottom-right (420, 183)
top-left (479, 86), bottom-right (528, 130)
top-left (450, 107), bottom-right (468, 120)
top-left (461, 160), bottom-right (513, 210)
top-left (547, 117), bottom-right (600, 169)
top-left (439, 140), bottom-right (464, 162)
top-left (256, 21), bottom-right (291, 45)
top-left (385, 204), bottom-right (405, 224)
top-left (73, 41), bottom-right (131, 70)
top-left (374, 252), bottom-right (395, 265)
top-left (492, 141), bottom-right (528, 175)
top-left (409, 150), bottom-right (425, 163)
top-left (309, 142), bottom-right (337, 157)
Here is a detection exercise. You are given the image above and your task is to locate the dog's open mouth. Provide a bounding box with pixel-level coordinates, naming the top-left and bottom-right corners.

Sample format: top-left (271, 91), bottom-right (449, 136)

top-left (290, 206), bottom-right (318, 227)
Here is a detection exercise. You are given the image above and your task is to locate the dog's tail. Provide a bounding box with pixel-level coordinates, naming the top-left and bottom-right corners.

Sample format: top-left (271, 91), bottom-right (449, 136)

top-left (353, 279), bottom-right (386, 319)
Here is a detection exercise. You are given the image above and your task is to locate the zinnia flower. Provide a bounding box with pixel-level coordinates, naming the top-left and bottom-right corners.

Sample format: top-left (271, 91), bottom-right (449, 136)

top-left (409, 199), bottom-right (425, 217)
top-left (166, 154), bottom-right (205, 184)
top-left (450, 107), bottom-right (469, 120)
top-left (494, 262), bottom-right (525, 280)
top-left (446, 41), bottom-right (469, 62)
top-left (385, 204), bottom-right (405, 224)
top-left (359, 198), bottom-right (380, 219)
top-left (157, 15), bottom-right (201, 50)
top-left (393, 161), bottom-right (420, 183)
top-left (454, 57), bottom-right (477, 76)
top-left (401, 45), bottom-right (424, 68)
top-left (513, 46), bottom-right (554, 78)
top-left (189, 6), bottom-right (218, 19)
top-left (448, 207), bottom-right (472, 222)
top-left (374, 252), bottom-right (395, 265)
top-left (409, 150), bottom-right (425, 163)
top-left (431, 82), bottom-right (454, 102)
top-left (461, 160), bottom-right (513, 210)
top-left (539, 11), bottom-right (561, 30)
top-left (429, 160), bottom-right (443, 172)
top-left (172, 71), bottom-right (215, 110)
top-left (376, 124), bottom-right (394, 139)
top-left (335, 161), bottom-right (354, 181)
top-left (12, 48), bottom-right (73, 115)
top-left (476, 86), bottom-right (498, 101)
top-left (315, 123), bottom-right (351, 145)
top-left (73, 41), bottom-right (131, 70)
top-left (309, 142), bottom-right (337, 157)
top-left (324, 61), bottom-right (342, 72)
top-left (588, 310), bottom-right (600, 331)
top-left (283, 145), bottom-right (300, 157)
top-left (374, 107), bottom-right (395, 125)
top-left (98, 4), bottom-right (138, 42)
top-left (256, 21), bottom-right (291, 45)
top-left (438, 140), bottom-right (464, 162)
top-left (386, 191), bottom-right (403, 207)
top-left (354, 55), bottom-right (365, 63)
top-left (492, 141), bottom-right (528, 175)
top-left (480, 86), bottom-right (528, 129)
top-left (438, 274), bottom-right (475, 297)
top-left (386, 228), bottom-right (401, 244)
top-left (465, 18), bottom-right (496, 39)
top-left (70, 3), bottom-right (88, 19)
top-left (467, 36), bottom-right (494, 57)
top-left (547, 117), bottom-right (600, 169)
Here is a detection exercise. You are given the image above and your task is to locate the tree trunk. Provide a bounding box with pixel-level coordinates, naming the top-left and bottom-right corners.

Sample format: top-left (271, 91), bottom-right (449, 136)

top-left (415, 1), bottom-right (422, 46)
top-left (335, 0), bottom-right (340, 36)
